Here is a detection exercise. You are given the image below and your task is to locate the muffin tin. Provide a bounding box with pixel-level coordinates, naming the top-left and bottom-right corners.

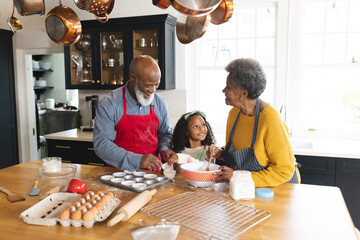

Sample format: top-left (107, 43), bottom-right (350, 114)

top-left (100, 171), bottom-right (171, 192)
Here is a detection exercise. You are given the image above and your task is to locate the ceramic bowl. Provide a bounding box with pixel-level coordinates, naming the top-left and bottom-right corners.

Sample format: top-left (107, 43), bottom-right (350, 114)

top-left (180, 162), bottom-right (220, 187)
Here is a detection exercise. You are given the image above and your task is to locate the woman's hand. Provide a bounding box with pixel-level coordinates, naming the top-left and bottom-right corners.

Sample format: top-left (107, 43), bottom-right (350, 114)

top-left (213, 166), bottom-right (234, 183)
top-left (206, 145), bottom-right (223, 160)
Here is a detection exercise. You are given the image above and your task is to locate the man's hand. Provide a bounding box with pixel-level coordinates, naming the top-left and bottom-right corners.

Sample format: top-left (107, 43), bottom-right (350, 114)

top-left (140, 154), bottom-right (162, 171)
top-left (160, 150), bottom-right (176, 162)
top-left (213, 166), bottom-right (234, 183)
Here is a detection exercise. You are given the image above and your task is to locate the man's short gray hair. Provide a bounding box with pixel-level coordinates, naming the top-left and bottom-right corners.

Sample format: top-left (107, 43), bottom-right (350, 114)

top-left (225, 58), bottom-right (267, 99)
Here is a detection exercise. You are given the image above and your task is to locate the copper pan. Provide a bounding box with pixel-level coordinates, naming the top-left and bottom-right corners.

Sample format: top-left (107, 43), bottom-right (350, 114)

top-left (169, 0), bottom-right (221, 16)
top-left (176, 13), bottom-right (211, 44)
top-left (152, 0), bottom-right (170, 9)
top-left (45, 1), bottom-right (82, 45)
top-left (13, 0), bottom-right (45, 16)
top-left (210, 0), bottom-right (234, 25)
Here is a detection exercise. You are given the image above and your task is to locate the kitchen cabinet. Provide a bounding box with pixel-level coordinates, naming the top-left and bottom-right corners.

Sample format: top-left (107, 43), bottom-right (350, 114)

top-left (64, 14), bottom-right (176, 90)
top-left (335, 158), bottom-right (360, 229)
top-left (295, 155), bottom-right (335, 186)
top-left (0, 29), bottom-right (18, 169)
top-left (47, 139), bottom-right (106, 166)
top-left (296, 155), bottom-right (360, 228)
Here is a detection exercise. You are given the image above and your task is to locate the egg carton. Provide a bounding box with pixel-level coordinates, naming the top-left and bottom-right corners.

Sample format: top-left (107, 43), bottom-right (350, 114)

top-left (20, 192), bottom-right (120, 228)
top-left (100, 171), bottom-right (171, 193)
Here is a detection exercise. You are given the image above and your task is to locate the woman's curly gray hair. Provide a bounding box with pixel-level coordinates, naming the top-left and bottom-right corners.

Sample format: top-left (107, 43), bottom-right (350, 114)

top-left (225, 58), bottom-right (266, 99)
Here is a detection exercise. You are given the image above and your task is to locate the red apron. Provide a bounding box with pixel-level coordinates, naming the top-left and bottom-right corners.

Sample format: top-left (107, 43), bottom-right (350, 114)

top-left (114, 87), bottom-right (160, 157)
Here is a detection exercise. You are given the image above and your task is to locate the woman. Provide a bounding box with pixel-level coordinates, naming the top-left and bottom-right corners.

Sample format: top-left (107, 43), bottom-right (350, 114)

top-left (213, 58), bottom-right (300, 187)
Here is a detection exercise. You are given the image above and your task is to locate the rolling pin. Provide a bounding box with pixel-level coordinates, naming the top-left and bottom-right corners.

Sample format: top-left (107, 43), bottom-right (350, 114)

top-left (107, 189), bottom-right (157, 227)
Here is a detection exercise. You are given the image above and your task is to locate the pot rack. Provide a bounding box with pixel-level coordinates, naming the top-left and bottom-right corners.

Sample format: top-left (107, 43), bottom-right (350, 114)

top-left (9, 0), bottom-right (234, 45)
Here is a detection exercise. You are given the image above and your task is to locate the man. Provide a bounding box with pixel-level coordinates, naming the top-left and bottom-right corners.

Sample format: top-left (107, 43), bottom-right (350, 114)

top-left (93, 55), bottom-right (175, 171)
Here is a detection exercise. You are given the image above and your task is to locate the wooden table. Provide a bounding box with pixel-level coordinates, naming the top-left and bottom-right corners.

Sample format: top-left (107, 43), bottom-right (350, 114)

top-left (0, 161), bottom-right (358, 240)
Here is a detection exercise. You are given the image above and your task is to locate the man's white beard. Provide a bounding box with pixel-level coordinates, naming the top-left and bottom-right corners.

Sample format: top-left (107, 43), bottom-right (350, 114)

top-left (134, 82), bottom-right (154, 106)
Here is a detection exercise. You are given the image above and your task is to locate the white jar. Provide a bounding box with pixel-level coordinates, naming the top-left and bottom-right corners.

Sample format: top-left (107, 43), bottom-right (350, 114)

top-left (46, 98), bottom-right (55, 109)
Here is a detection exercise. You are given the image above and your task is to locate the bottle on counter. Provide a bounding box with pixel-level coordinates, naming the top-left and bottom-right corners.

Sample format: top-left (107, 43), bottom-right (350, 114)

top-left (76, 111), bottom-right (82, 129)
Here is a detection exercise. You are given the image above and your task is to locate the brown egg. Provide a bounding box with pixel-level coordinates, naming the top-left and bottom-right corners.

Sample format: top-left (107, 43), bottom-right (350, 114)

top-left (82, 211), bottom-right (95, 221)
top-left (105, 192), bottom-right (114, 199)
top-left (100, 195), bottom-right (111, 205)
top-left (87, 199), bottom-right (97, 205)
top-left (89, 207), bottom-right (99, 215)
top-left (77, 198), bottom-right (86, 205)
top-left (96, 191), bottom-right (104, 197)
top-left (59, 210), bottom-right (70, 220)
top-left (94, 202), bottom-right (104, 211)
top-left (83, 202), bottom-right (93, 210)
top-left (91, 194), bottom-right (101, 202)
top-left (78, 206), bottom-right (87, 214)
top-left (70, 210), bottom-right (82, 220)
top-left (98, 198), bottom-right (108, 208)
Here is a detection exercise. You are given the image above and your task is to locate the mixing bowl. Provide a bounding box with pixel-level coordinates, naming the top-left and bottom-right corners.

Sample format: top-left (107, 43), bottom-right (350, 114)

top-left (180, 162), bottom-right (220, 187)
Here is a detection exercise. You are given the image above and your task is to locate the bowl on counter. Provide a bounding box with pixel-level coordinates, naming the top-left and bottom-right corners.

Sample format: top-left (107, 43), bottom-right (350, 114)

top-left (180, 162), bottom-right (220, 187)
top-left (39, 163), bottom-right (77, 186)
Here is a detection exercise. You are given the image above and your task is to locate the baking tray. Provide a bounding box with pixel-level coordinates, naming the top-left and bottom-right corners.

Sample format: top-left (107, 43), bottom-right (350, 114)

top-left (99, 171), bottom-right (171, 193)
top-left (20, 192), bottom-right (120, 228)
top-left (141, 192), bottom-right (271, 240)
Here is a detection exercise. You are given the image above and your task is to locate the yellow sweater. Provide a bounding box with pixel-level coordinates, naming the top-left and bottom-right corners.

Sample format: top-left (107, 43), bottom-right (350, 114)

top-left (226, 106), bottom-right (300, 187)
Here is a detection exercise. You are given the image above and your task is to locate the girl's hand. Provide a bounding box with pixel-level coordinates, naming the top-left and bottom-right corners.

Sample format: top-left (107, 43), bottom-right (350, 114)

top-left (166, 154), bottom-right (178, 166)
top-left (213, 166), bottom-right (234, 183)
top-left (160, 150), bottom-right (176, 162)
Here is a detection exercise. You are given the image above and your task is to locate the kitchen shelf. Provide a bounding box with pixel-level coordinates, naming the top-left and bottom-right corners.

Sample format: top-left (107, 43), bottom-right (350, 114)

top-left (34, 86), bottom-right (54, 99)
top-left (33, 68), bottom-right (53, 80)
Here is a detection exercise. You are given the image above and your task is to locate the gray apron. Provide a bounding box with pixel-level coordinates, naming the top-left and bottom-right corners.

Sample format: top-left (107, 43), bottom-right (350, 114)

top-left (223, 99), bottom-right (298, 184)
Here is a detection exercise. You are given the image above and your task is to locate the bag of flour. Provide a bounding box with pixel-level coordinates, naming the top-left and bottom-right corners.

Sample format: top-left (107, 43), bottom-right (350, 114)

top-left (229, 170), bottom-right (255, 200)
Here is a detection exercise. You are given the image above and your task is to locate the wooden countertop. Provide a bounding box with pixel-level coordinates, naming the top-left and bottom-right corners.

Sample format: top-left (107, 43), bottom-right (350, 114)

top-left (44, 128), bottom-right (93, 142)
top-left (1, 161), bottom-right (358, 240)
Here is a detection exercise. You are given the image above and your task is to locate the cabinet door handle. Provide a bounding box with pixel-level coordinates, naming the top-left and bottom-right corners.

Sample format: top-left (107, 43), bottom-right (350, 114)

top-left (88, 148), bottom-right (95, 151)
top-left (62, 160), bottom-right (71, 163)
top-left (88, 162), bottom-right (105, 166)
top-left (55, 145), bottom-right (71, 149)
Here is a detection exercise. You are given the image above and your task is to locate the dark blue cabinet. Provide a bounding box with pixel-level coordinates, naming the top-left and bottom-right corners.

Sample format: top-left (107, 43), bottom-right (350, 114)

top-left (0, 30), bottom-right (18, 169)
top-left (296, 155), bottom-right (360, 229)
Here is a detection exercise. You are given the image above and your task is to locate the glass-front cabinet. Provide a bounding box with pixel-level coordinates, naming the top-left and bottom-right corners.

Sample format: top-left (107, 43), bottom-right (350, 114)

top-left (64, 14), bottom-right (176, 90)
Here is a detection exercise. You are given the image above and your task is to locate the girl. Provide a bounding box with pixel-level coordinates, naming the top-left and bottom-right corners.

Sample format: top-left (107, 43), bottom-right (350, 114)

top-left (167, 110), bottom-right (216, 165)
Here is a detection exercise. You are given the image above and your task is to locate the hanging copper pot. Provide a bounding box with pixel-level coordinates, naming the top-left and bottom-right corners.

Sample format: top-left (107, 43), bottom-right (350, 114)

top-left (169, 0), bottom-right (221, 16)
top-left (87, 0), bottom-right (115, 24)
top-left (13, 0), bottom-right (45, 16)
top-left (176, 13), bottom-right (211, 44)
top-left (210, 0), bottom-right (234, 25)
top-left (152, 0), bottom-right (170, 9)
top-left (45, 1), bottom-right (82, 45)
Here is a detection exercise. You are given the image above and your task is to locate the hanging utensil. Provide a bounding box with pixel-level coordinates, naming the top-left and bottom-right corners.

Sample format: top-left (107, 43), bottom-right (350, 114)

top-left (210, 0), bottom-right (234, 25)
top-left (13, 0), bottom-right (45, 16)
top-left (152, 0), bottom-right (170, 9)
top-left (8, 3), bottom-right (22, 33)
top-left (176, 13), bottom-right (211, 44)
top-left (73, 0), bottom-right (92, 10)
top-left (45, 0), bottom-right (82, 45)
top-left (169, 0), bottom-right (221, 16)
top-left (87, 0), bottom-right (115, 23)
top-left (28, 179), bottom-right (40, 196)
top-left (0, 186), bottom-right (25, 203)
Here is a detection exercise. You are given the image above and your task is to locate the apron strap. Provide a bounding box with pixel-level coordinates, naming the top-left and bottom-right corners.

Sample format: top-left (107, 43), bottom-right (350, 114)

top-left (250, 98), bottom-right (261, 148)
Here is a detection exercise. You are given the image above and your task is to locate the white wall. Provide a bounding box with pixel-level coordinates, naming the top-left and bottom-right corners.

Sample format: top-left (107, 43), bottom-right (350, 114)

top-left (1, 1), bottom-right (199, 162)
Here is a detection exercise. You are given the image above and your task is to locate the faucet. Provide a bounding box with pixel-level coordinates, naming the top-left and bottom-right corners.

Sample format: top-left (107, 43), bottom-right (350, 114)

top-left (280, 103), bottom-right (286, 122)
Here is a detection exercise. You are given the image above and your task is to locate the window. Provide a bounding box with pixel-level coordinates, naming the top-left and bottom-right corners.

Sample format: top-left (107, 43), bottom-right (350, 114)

top-left (292, 0), bottom-right (360, 138)
top-left (195, 0), bottom-right (360, 143)
top-left (196, 1), bottom-right (278, 145)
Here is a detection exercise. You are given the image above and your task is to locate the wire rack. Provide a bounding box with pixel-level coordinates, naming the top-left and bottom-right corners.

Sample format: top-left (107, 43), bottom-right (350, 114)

top-left (141, 192), bottom-right (271, 240)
